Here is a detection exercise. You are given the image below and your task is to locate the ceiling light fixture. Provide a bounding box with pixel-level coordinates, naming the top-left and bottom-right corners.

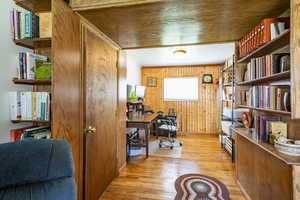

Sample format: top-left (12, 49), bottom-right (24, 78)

top-left (173, 49), bottom-right (187, 55)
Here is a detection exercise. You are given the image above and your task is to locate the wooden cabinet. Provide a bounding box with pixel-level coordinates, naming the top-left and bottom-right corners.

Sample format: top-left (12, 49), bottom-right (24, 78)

top-left (234, 128), bottom-right (300, 200)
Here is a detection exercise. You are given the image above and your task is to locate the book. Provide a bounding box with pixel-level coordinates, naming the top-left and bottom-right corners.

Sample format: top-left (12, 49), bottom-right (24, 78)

top-left (283, 91), bottom-right (291, 112)
top-left (20, 11), bottom-right (25, 39)
top-left (239, 17), bottom-right (290, 58)
top-left (22, 126), bottom-right (51, 140)
top-left (270, 22), bottom-right (285, 40)
top-left (280, 55), bottom-right (290, 72)
top-left (17, 52), bottom-right (48, 80)
top-left (241, 86), bottom-right (290, 111)
top-left (9, 92), bottom-right (50, 121)
top-left (24, 11), bottom-right (32, 38)
top-left (10, 10), bottom-right (15, 39)
top-left (10, 126), bottom-right (36, 142)
top-left (8, 92), bottom-right (21, 120)
top-left (10, 9), bottom-right (41, 40)
top-left (244, 53), bottom-right (290, 81)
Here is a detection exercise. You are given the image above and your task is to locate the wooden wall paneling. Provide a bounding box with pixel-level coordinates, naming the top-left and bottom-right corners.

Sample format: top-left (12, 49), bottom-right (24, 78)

top-left (77, 0), bottom-right (289, 49)
top-left (52, 0), bottom-right (83, 199)
top-left (117, 50), bottom-right (127, 171)
top-left (141, 65), bottom-right (221, 134)
top-left (291, 0), bottom-right (300, 119)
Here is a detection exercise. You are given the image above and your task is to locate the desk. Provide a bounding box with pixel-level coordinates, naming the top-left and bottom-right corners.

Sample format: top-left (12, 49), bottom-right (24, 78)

top-left (126, 113), bottom-right (157, 158)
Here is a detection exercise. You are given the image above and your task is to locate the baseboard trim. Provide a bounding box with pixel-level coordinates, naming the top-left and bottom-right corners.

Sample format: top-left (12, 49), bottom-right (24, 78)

top-left (118, 162), bottom-right (127, 173)
top-left (178, 132), bottom-right (220, 136)
top-left (236, 180), bottom-right (251, 200)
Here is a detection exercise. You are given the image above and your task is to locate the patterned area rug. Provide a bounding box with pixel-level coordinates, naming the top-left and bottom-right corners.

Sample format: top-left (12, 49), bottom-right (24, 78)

top-left (175, 174), bottom-right (230, 200)
top-left (148, 140), bottom-right (182, 158)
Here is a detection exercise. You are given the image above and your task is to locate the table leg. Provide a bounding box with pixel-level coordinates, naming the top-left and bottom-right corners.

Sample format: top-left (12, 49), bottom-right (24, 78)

top-left (145, 124), bottom-right (149, 158)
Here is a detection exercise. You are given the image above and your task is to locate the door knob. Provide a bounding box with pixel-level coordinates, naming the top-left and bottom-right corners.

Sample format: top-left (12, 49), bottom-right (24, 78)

top-left (85, 126), bottom-right (96, 134)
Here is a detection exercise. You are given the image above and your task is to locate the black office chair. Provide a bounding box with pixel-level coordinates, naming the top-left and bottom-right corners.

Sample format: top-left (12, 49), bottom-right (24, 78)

top-left (156, 116), bottom-right (182, 149)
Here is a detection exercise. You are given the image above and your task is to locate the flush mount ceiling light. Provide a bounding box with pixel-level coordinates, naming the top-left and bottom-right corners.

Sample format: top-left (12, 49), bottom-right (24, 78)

top-left (173, 49), bottom-right (187, 55)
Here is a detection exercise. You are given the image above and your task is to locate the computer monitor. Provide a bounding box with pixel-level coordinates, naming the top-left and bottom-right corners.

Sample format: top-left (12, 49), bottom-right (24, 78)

top-left (135, 85), bottom-right (146, 98)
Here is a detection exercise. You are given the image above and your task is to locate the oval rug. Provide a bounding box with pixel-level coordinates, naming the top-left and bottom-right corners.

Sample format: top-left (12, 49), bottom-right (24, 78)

top-left (174, 174), bottom-right (230, 200)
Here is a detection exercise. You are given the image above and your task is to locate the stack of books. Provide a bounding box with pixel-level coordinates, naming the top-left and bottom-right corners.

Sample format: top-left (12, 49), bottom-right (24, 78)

top-left (239, 18), bottom-right (290, 58)
top-left (243, 53), bottom-right (290, 81)
top-left (10, 126), bottom-right (51, 142)
top-left (9, 92), bottom-right (50, 121)
top-left (243, 86), bottom-right (290, 111)
top-left (254, 115), bottom-right (281, 143)
top-left (10, 8), bottom-right (40, 40)
top-left (17, 52), bottom-right (48, 80)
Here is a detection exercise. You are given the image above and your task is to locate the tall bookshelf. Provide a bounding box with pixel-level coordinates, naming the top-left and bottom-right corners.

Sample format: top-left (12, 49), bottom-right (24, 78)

top-left (220, 54), bottom-right (246, 161)
top-left (10, 1), bottom-right (52, 126)
top-left (233, 14), bottom-right (295, 200)
top-left (220, 55), bottom-right (235, 159)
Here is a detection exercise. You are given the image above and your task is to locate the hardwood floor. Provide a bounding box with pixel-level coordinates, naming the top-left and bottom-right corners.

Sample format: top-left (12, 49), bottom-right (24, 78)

top-left (101, 135), bottom-right (245, 200)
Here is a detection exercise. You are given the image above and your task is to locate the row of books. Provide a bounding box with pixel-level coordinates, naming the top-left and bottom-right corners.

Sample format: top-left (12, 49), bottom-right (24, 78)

top-left (242, 86), bottom-right (290, 111)
top-left (9, 92), bottom-right (50, 121)
top-left (10, 9), bottom-right (40, 40)
top-left (239, 18), bottom-right (290, 58)
top-left (17, 52), bottom-right (48, 80)
top-left (10, 126), bottom-right (51, 142)
top-left (223, 55), bottom-right (235, 70)
top-left (254, 115), bottom-right (287, 143)
top-left (243, 53), bottom-right (290, 81)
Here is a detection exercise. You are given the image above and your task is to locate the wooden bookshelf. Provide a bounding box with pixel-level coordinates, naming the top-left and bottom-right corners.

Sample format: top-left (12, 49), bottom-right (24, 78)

top-left (14, 37), bottom-right (51, 49)
top-left (11, 120), bottom-right (50, 123)
top-left (14, 0), bottom-right (51, 12)
top-left (222, 99), bottom-right (233, 102)
top-left (222, 64), bottom-right (233, 72)
top-left (223, 83), bottom-right (233, 86)
top-left (238, 29), bottom-right (290, 63)
top-left (238, 71), bottom-right (290, 86)
top-left (13, 78), bottom-right (51, 85)
top-left (237, 105), bottom-right (291, 115)
top-left (10, 0), bottom-right (53, 138)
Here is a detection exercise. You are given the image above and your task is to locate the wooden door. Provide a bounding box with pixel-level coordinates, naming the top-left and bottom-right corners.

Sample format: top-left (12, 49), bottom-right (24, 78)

top-left (83, 26), bottom-right (118, 200)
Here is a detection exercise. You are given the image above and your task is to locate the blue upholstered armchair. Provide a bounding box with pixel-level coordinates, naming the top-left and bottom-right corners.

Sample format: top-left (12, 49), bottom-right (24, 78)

top-left (0, 139), bottom-right (76, 200)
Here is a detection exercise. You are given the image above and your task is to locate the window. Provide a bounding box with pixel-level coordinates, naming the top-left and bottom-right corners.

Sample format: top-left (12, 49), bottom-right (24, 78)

top-left (164, 77), bottom-right (198, 101)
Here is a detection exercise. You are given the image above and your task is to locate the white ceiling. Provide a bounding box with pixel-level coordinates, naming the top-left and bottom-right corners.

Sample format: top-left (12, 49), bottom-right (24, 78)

top-left (125, 42), bottom-right (235, 67)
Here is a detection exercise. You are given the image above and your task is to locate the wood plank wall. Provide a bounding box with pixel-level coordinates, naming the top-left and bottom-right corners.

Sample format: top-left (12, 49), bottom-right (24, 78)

top-left (52, 0), bottom-right (82, 199)
top-left (117, 50), bottom-right (127, 171)
top-left (141, 64), bottom-right (222, 134)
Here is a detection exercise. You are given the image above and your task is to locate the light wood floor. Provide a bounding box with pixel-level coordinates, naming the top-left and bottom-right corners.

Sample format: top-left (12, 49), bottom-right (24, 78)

top-left (101, 135), bottom-right (245, 200)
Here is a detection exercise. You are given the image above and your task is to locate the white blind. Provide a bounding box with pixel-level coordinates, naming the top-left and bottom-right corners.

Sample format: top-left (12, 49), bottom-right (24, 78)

top-left (164, 77), bottom-right (198, 101)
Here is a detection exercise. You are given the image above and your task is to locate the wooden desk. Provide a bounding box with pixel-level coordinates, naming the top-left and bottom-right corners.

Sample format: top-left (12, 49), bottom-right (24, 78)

top-left (126, 113), bottom-right (157, 158)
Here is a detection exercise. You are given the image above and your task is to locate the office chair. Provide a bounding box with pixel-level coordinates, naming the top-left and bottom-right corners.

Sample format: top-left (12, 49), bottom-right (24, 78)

top-left (157, 116), bottom-right (182, 149)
